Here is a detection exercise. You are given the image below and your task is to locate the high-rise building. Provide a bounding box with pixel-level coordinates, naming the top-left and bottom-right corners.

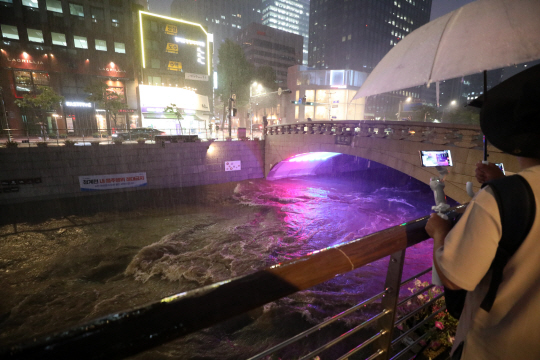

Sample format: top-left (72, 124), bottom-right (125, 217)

top-left (309, 0), bottom-right (431, 72)
top-left (261, 0), bottom-right (309, 65)
top-left (235, 22), bottom-right (302, 84)
top-left (308, 0), bottom-right (432, 119)
top-left (170, 0), bottom-right (261, 68)
top-left (0, 0), bottom-right (142, 136)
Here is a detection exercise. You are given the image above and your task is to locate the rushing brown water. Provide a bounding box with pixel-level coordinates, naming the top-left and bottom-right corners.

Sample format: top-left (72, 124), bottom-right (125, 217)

top-left (0, 169), bottom-right (448, 359)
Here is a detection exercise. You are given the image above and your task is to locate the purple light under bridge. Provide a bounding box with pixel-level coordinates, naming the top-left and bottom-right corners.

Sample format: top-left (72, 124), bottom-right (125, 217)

top-left (267, 152), bottom-right (342, 180)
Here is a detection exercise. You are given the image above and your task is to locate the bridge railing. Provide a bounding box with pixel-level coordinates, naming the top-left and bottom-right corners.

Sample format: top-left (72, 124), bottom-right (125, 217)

top-left (265, 120), bottom-right (496, 152)
top-left (1, 204), bottom-right (466, 360)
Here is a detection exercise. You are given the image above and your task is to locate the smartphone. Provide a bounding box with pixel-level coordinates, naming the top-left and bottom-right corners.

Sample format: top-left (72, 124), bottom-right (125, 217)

top-left (495, 163), bottom-right (505, 175)
top-left (420, 150), bottom-right (453, 167)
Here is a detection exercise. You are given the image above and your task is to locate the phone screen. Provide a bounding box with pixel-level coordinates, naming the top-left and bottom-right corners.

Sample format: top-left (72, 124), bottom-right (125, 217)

top-left (420, 150), bottom-right (453, 167)
top-left (496, 163), bottom-right (505, 175)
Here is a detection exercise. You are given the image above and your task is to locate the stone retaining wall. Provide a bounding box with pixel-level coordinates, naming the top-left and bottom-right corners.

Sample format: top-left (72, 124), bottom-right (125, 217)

top-left (0, 141), bottom-right (265, 205)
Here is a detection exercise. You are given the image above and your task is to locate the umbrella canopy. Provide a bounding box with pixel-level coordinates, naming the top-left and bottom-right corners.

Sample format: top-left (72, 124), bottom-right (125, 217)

top-left (353, 0), bottom-right (540, 99)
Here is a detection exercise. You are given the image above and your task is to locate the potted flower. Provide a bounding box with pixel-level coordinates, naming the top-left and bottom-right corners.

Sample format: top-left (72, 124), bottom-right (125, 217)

top-left (36, 141), bottom-right (48, 148)
top-left (64, 139), bottom-right (76, 147)
top-left (90, 141), bottom-right (100, 147)
top-left (5, 140), bottom-right (18, 148)
top-left (136, 137), bottom-right (146, 145)
top-left (113, 138), bottom-right (123, 145)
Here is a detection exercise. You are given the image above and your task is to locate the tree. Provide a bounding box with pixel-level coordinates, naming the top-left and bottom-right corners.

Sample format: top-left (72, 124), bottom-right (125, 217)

top-left (15, 86), bottom-right (64, 136)
top-left (411, 105), bottom-right (442, 122)
top-left (253, 66), bottom-right (278, 91)
top-left (443, 106), bottom-right (480, 125)
top-left (85, 82), bottom-right (125, 129)
top-left (164, 104), bottom-right (184, 134)
top-left (217, 39), bottom-right (254, 107)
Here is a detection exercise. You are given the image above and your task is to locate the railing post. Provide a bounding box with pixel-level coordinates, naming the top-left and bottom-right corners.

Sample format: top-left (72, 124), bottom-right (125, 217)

top-left (375, 249), bottom-right (406, 360)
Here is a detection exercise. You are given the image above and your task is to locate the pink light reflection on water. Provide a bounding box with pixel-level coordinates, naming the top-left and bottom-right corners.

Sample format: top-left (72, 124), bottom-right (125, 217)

top-left (287, 152), bottom-right (341, 162)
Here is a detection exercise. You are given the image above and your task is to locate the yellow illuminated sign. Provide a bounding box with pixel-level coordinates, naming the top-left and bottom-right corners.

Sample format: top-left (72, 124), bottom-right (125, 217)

top-left (168, 61), bottom-right (182, 71)
top-left (165, 24), bottom-right (177, 35)
top-left (139, 11), bottom-right (212, 75)
top-left (166, 43), bottom-right (178, 54)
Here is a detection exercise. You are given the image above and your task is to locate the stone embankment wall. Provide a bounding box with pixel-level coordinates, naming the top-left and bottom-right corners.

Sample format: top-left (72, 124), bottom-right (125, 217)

top-left (0, 141), bottom-right (265, 205)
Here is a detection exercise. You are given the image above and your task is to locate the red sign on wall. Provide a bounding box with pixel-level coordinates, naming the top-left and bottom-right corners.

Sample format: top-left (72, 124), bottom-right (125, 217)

top-left (0, 50), bottom-right (47, 71)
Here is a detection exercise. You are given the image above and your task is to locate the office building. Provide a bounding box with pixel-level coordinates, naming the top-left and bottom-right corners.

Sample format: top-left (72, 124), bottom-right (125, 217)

top-left (235, 22), bottom-right (302, 84)
top-left (0, 0), bottom-right (142, 136)
top-left (170, 0), bottom-right (261, 68)
top-left (261, 0), bottom-right (309, 65)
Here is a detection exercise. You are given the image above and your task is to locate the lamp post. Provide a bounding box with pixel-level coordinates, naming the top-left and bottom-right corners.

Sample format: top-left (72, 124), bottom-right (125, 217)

top-left (398, 96), bottom-right (412, 121)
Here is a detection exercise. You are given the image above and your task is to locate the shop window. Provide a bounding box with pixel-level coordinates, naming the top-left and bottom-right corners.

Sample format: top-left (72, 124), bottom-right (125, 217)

top-left (114, 42), bottom-right (125, 53)
top-left (13, 70), bottom-right (49, 95)
top-left (1, 24), bottom-right (18, 40)
top-left (46, 0), bottom-right (63, 13)
top-left (69, 3), bottom-right (84, 17)
top-left (150, 58), bottom-right (160, 69)
top-left (22, 0), bottom-right (38, 8)
top-left (91, 6), bottom-right (104, 22)
top-left (51, 32), bottom-right (67, 46)
top-left (95, 39), bottom-right (107, 51)
top-left (27, 28), bottom-right (44, 43)
top-left (73, 35), bottom-right (87, 49)
top-left (32, 72), bottom-right (50, 85)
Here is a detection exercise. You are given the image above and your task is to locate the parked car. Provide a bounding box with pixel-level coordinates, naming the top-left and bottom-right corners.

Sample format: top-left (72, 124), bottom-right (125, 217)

top-left (112, 128), bottom-right (166, 140)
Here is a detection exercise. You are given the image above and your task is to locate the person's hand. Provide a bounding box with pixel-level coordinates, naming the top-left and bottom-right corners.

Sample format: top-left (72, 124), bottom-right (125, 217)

top-left (425, 213), bottom-right (453, 240)
top-left (475, 162), bottom-right (505, 184)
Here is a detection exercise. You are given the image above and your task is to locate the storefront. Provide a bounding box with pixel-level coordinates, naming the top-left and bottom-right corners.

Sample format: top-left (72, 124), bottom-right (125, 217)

top-left (139, 85), bottom-right (209, 135)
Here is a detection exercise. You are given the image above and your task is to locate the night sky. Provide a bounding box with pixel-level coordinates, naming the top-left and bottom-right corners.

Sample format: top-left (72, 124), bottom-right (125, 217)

top-left (147, 0), bottom-right (477, 21)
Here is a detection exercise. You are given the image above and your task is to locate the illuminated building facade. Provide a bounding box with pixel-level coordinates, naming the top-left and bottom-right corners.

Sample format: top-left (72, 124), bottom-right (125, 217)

top-left (170, 0), bottom-right (261, 69)
top-left (137, 11), bottom-right (213, 133)
top-left (261, 0), bottom-right (309, 65)
top-left (0, 0), bottom-right (143, 137)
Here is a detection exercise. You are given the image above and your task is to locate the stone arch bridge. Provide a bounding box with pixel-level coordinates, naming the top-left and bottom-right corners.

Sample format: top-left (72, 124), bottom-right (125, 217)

top-left (264, 121), bottom-right (519, 204)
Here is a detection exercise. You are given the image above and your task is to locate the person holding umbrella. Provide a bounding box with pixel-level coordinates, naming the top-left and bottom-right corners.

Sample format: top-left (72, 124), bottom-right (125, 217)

top-left (425, 76), bottom-right (540, 359)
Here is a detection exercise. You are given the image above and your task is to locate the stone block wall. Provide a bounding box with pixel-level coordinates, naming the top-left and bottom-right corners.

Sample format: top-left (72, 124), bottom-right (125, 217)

top-left (0, 141), bottom-right (265, 205)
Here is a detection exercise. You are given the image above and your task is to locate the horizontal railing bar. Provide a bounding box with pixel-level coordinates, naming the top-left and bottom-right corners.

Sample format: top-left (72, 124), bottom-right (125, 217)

top-left (397, 284), bottom-right (436, 307)
top-left (400, 267), bottom-right (431, 286)
top-left (365, 348), bottom-right (385, 360)
top-left (394, 293), bottom-right (445, 326)
top-left (1, 206), bottom-right (466, 360)
top-left (390, 330), bottom-right (431, 360)
top-left (298, 309), bottom-right (391, 360)
top-left (247, 289), bottom-right (388, 360)
top-left (336, 330), bottom-right (387, 360)
top-left (392, 306), bottom-right (446, 346)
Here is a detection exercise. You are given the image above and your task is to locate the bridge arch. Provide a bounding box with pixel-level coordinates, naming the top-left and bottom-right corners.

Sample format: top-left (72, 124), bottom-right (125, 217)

top-left (264, 121), bottom-right (520, 204)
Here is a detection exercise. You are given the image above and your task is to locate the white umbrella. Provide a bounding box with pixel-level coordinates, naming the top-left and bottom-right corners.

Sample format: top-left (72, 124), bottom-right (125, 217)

top-left (353, 0), bottom-right (540, 99)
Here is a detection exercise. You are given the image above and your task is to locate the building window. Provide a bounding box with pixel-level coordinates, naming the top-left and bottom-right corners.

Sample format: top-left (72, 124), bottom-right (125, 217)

top-left (22, 0), bottom-right (38, 8)
top-left (148, 75), bottom-right (161, 86)
top-left (91, 6), bottom-right (104, 22)
top-left (73, 35), bottom-right (87, 49)
top-left (69, 3), bottom-right (84, 17)
top-left (14, 70), bottom-right (49, 94)
top-left (0, 24), bottom-right (19, 40)
top-left (150, 21), bottom-right (157, 32)
top-left (46, 0), bottom-right (63, 13)
top-left (111, 10), bottom-right (121, 27)
top-left (95, 39), bottom-right (107, 51)
top-left (0, 0), bottom-right (14, 3)
top-left (27, 28), bottom-right (44, 43)
top-left (114, 42), bottom-right (125, 53)
top-left (150, 58), bottom-right (160, 69)
top-left (51, 32), bottom-right (67, 46)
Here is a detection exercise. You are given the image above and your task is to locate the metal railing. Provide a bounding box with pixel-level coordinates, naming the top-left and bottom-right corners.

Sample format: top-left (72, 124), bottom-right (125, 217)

top-left (0, 204), bottom-right (465, 360)
top-left (0, 127), bottom-right (265, 146)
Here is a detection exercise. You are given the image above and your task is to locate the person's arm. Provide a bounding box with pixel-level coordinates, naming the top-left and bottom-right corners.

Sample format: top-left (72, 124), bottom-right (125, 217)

top-left (425, 213), bottom-right (463, 290)
top-left (475, 162), bottom-right (505, 184)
